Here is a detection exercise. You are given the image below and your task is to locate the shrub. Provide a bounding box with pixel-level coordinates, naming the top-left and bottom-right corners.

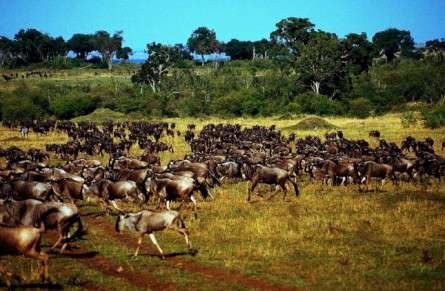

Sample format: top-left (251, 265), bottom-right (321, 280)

top-left (50, 93), bottom-right (97, 119)
top-left (401, 111), bottom-right (417, 127)
top-left (422, 104), bottom-right (445, 129)
top-left (295, 92), bottom-right (344, 116)
top-left (1, 95), bottom-right (45, 120)
top-left (348, 98), bottom-right (373, 118)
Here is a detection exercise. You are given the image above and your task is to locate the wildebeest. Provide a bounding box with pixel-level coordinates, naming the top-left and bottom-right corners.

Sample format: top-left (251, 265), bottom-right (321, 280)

top-left (0, 223), bottom-right (49, 286)
top-left (0, 199), bottom-right (83, 254)
top-left (4, 181), bottom-right (61, 201)
top-left (115, 210), bottom-right (194, 258)
top-left (241, 164), bottom-right (299, 201)
top-left (146, 175), bottom-right (202, 218)
top-left (86, 179), bottom-right (145, 211)
top-left (369, 130), bottom-right (381, 139)
top-left (356, 161), bottom-right (396, 191)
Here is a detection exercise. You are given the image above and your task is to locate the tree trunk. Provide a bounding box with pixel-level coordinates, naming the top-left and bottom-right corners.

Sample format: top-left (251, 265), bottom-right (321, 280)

top-left (107, 57), bottom-right (113, 71)
top-left (311, 81), bottom-right (321, 95)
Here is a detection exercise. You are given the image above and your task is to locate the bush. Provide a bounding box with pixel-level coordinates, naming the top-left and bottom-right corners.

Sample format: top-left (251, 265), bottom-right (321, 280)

top-left (401, 111), bottom-right (417, 127)
top-left (295, 92), bottom-right (344, 116)
top-left (1, 95), bottom-right (45, 121)
top-left (0, 83), bottom-right (49, 120)
top-left (50, 93), bottom-right (97, 119)
top-left (348, 98), bottom-right (373, 118)
top-left (422, 104), bottom-right (445, 129)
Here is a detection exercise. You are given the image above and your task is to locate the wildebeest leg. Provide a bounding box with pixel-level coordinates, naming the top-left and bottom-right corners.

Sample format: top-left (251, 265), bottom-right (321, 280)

top-left (248, 180), bottom-right (258, 201)
top-left (166, 200), bottom-right (171, 210)
top-left (26, 249), bottom-right (49, 283)
top-left (134, 234), bottom-right (144, 257)
top-left (380, 179), bottom-right (385, 191)
top-left (0, 265), bottom-right (13, 287)
top-left (170, 223), bottom-right (193, 251)
top-left (51, 223), bottom-right (65, 250)
top-left (279, 181), bottom-right (287, 200)
top-left (190, 195), bottom-right (198, 219)
top-left (148, 233), bottom-right (165, 259)
top-left (287, 177), bottom-right (299, 196)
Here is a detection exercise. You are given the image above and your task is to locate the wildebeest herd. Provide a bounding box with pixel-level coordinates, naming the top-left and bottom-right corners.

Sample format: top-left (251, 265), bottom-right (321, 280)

top-left (0, 120), bottom-right (444, 286)
top-left (2, 70), bottom-right (51, 81)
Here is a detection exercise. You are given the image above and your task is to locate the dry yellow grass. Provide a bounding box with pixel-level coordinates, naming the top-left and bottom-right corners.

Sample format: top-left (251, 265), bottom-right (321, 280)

top-left (0, 114), bottom-right (444, 290)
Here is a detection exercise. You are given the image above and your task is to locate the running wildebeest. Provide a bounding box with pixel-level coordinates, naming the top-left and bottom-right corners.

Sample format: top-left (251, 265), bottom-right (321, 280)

top-left (115, 209), bottom-right (195, 258)
top-left (0, 223), bottom-right (49, 286)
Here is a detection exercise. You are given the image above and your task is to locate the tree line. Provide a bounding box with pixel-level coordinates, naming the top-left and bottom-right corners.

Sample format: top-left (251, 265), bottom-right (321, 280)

top-left (0, 29), bottom-right (132, 70)
top-left (1, 17), bottom-right (445, 125)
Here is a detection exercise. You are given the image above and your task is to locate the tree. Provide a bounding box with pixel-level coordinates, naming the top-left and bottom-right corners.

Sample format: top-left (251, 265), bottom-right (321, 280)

top-left (14, 29), bottom-right (50, 63)
top-left (92, 31), bottom-right (123, 70)
top-left (252, 39), bottom-right (272, 59)
top-left (187, 27), bottom-right (218, 65)
top-left (52, 36), bottom-right (69, 58)
top-left (372, 28), bottom-right (415, 63)
top-left (172, 43), bottom-right (192, 62)
top-left (68, 33), bottom-right (95, 60)
top-left (225, 39), bottom-right (253, 60)
top-left (341, 33), bottom-right (374, 75)
top-left (296, 32), bottom-right (342, 95)
top-left (425, 39), bottom-right (445, 62)
top-left (116, 46), bottom-right (132, 60)
top-left (0, 36), bottom-right (14, 68)
top-left (270, 17), bottom-right (315, 56)
top-left (131, 43), bottom-right (177, 93)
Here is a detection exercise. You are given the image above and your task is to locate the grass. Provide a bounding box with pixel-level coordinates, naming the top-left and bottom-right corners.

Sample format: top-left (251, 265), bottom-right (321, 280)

top-left (1, 109), bottom-right (445, 289)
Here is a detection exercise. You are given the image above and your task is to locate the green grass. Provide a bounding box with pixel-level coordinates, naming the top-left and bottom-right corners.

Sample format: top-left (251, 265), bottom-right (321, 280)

top-left (1, 111), bottom-right (445, 289)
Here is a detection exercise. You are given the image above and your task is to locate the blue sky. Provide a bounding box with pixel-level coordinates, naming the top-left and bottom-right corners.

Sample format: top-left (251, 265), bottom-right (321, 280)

top-left (0, 0), bottom-right (444, 52)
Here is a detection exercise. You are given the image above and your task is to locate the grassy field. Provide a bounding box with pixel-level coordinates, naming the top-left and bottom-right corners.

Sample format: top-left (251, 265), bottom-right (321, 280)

top-left (1, 113), bottom-right (445, 290)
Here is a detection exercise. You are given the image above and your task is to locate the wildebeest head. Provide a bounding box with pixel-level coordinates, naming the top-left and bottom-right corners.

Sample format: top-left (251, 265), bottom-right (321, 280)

top-left (115, 213), bottom-right (138, 233)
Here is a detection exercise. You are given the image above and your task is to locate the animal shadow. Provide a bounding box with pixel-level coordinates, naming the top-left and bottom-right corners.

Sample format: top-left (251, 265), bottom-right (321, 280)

top-left (61, 251), bottom-right (99, 259)
top-left (0, 282), bottom-right (63, 289)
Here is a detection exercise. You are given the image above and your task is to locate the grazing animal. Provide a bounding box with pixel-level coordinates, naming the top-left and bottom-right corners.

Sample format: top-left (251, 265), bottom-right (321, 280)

top-left (115, 210), bottom-right (194, 258)
top-left (369, 130), bottom-right (381, 139)
top-left (146, 175), bottom-right (201, 218)
top-left (87, 179), bottom-right (145, 211)
top-left (20, 127), bottom-right (29, 139)
top-left (242, 164), bottom-right (299, 201)
top-left (356, 161), bottom-right (396, 191)
top-left (0, 223), bottom-right (49, 286)
top-left (0, 199), bottom-right (83, 254)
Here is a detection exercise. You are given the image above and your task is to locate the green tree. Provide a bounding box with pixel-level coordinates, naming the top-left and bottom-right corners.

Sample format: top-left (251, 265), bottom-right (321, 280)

top-left (92, 31), bottom-right (123, 70)
top-left (342, 33), bottom-right (374, 75)
top-left (68, 33), bottom-right (95, 60)
top-left (425, 39), bottom-right (445, 62)
top-left (0, 36), bottom-right (15, 68)
top-left (225, 39), bottom-right (253, 60)
top-left (14, 28), bottom-right (52, 63)
top-left (296, 32), bottom-right (342, 95)
top-left (270, 17), bottom-right (315, 56)
top-left (372, 28), bottom-right (415, 63)
top-left (187, 27), bottom-right (218, 65)
top-left (116, 46), bottom-right (132, 60)
top-left (131, 43), bottom-right (177, 93)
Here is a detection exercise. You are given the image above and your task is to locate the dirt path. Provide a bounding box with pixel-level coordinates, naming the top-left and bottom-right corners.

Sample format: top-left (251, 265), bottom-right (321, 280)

top-left (44, 231), bottom-right (176, 291)
top-left (84, 215), bottom-right (300, 291)
top-left (76, 253), bottom-right (176, 290)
